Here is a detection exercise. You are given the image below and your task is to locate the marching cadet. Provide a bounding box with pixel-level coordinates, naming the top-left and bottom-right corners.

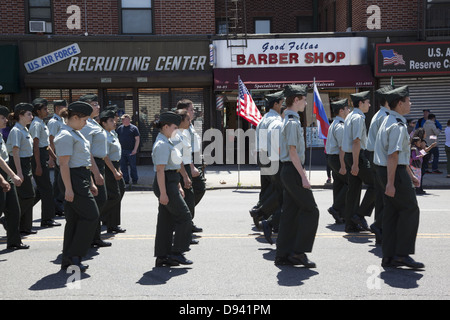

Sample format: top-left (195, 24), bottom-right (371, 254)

top-left (373, 86), bottom-right (424, 270)
top-left (99, 109), bottom-right (126, 234)
top-left (325, 99), bottom-right (350, 224)
top-left (173, 109), bottom-right (198, 245)
top-left (176, 99), bottom-right (204, 233)
top-left (342, 91), bottom-right (375, 233)
top-left (366, 85), bottom-right (393, 244)
top-left (250, 91), bottom-right (284, 229)
top-left (152, 111), bottom-right (193, 267)
top-left (54, 101), bottom-right (98, 272)
top-left (275, 85), bottom-right (319, 268)
top-left (0, 105), bottom-right (29, 250)
top-left (79, 94), bottom-right (110, 248)
top-left (48, 99), bottom-right (68, 216)
top-left (6, 103), bottom-right (36, 235)
top-left (30, 98), bottom-right (60, 228)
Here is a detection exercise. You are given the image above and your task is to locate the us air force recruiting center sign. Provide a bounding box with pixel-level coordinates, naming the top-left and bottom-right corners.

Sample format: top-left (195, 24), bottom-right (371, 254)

top-left (23, 41), bottom-right (209, 74)
top-left (25, 43), bottom-right (81, 73)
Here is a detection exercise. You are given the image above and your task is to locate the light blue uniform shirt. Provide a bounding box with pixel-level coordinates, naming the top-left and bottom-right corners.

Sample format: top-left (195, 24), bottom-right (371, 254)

top-left (0, 133), bottom-right (9, 162)
top-left (256, 109), bottom-right (282, 152)
top-left (106, 130), bottom-right (122, 162)
top-left (342, 108), bottom-right (368, 153)
top-left (373, 110), bottom-right (410, 167)
top-left (48, 114), bottom-right (65, 138)
top-left (152, 132), bottom-right (182, 172)
top-left (266, 117), bottom-right (283, 161)
top-left (54, 124), bottom-right (91, 168)
top-left (280, 110), bottom-right (305, 164)
top-left (325, 116), bottom-right (345, 155)
top-left (366, 106), bottom-right (390, 152)
top-left (80, 118), bottom-right (108, 159)
top-left (29, 117), bottom-right (50, 148)
top-left (6, 122), bottom-right (33, 157)
top-left (172, 129), bottom-right (192, 165)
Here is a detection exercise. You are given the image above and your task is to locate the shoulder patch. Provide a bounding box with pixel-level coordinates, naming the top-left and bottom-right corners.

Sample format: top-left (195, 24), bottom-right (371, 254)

top-left (396, 118), bottom-right (405, 126)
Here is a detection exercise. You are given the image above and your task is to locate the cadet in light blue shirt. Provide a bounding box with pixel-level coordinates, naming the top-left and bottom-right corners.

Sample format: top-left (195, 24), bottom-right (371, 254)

top-left (342, 91), bottom-right (375, 233)
top-left (98, 109), bottom-right (126, 235)
top-left (372, 85), bottom-right (423, 270)
top-left (54, 101), bottom-right (98, 272)
top-left (30, 98), bottom-right (60, 227)
top-left (48, 99), bottom-right (68, 215)
top-left (78, 94), bottom-right (109, 245)
top-left (366, 85), bottom-right (393, 242)
top-left (152, 111), bottom-right (193, 267)
top-left (251, 91), bottom-right (284, 230)
top-left (275, 85), bottom-right (318, 268)
top-left (0, 105), bottom-right (28, 250)
top-left (325, 98), bottom-right (349, 224)
top-left (6, 103), bottom-right (35, 234)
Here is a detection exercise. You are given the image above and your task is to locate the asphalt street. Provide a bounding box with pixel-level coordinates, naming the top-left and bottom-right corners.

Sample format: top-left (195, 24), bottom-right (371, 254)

top-left (0, 188), bottom-right (449, 301)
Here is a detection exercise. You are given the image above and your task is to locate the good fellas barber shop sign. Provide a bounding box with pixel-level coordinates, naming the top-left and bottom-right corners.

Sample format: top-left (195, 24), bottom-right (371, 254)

top-left (213, 37), bottom-right (368, 69)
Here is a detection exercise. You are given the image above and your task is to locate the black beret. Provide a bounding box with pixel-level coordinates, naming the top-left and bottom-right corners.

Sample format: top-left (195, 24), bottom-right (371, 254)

top-left (265, 91), bottom-right (284, 107)
top-left (283, 84), bottom-right (308, 98)
top-left (375, 85), bottom-right (395, 101)
top-left (350, 91), bottom-right (371, 107)
top-left (384, 86), bottom-right (410, 104)
top-left (99, 109), bottom-right (116, 120)
top-left (330, 98), bottom-right (348, 113)
top-left (79, 94), bottom-right (98, 103)
top-left (105, 104), bottom-right (119, 113)
top-left (53, 100), bottom-right (67, 107)
top-left (0, 105), bottom-right (10, 117)
top-left (32, 98), bottom-right (48, 107)
top-left (68, 101), bottom-right (93, 117)
top-left (14, 103), bottom-right (34, 113)
top-left (160, 111), bottom-right (181, 126)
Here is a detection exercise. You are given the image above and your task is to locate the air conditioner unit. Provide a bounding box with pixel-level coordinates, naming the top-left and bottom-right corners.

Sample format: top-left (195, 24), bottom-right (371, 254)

top-left (29, 21), bottom-right (46, 33)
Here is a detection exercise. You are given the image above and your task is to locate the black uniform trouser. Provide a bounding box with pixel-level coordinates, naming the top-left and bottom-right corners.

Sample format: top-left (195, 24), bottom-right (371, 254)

top-left (153, 170), bottom-right (192, 257)
top-left (9, 156), bottom-right (35, 232)
top-left (92, 157), bottom-right (107, 241)
top-left (344, 152), bottom-right (375, 225)
top-left (367, 151), bottom-right (385, 229)
top-left (0, 169), bottom-right (22, 246)
top-left (264, 161), bottom-right (283, 228)
top-left (52, 164), bottom-right (65, 213)
top-left (180, 164), bottom-right (195, 221)
top-left (192, 164), bottom-right (206, 207)
top-left (101, 161), bottom-right (125, 229)
top-left (327, 154), bottom-right (348, 216)
top-left (32, 147), bottom-right (55, 221)
top-left (376, 166), bottom-right (419, 258)
top-left (276, 162), bottom-right (319, 257)
top-left (58, 167), bottom-right (99, 259)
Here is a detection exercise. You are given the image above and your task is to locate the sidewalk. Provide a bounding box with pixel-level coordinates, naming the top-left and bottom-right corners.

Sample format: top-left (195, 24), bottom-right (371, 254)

top-left (130, 163), bottom-right (450, 190)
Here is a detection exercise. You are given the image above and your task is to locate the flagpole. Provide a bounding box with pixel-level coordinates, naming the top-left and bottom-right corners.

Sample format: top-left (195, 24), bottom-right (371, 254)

top-left (309, 78), bottom-right (315, 181)
top-left (237, 76), bottom-right (241, 189)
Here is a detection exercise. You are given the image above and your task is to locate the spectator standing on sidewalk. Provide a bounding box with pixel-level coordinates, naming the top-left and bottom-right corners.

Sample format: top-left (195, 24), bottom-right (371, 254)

top-left (116, 114), bottom-right (140, 186)
top-left (423, 114), bottom-right (442, 174)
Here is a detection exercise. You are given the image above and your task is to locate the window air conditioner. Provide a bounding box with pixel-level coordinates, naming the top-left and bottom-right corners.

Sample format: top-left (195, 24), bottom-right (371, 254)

top-left (29, 21), bottom-right (46, 33)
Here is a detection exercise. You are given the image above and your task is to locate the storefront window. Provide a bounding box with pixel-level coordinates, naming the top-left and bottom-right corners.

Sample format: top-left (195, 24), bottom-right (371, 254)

top-left (105, 88), bottom-right (134, 125)
top-left (31, 88), bottom-right (71, 117)
top-left (138, 88), bottom-right (170, 152)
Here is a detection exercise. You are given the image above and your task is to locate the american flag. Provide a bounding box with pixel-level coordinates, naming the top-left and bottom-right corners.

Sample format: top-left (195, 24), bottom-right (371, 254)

top-left (237, 77), bottom-right (262, 126)
top-left (381, 49), bottom-right (406, 66)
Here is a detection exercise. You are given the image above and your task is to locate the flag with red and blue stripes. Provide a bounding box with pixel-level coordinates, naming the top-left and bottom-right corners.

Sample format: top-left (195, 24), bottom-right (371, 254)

top-left (313, 83), bottom-right (329, 139)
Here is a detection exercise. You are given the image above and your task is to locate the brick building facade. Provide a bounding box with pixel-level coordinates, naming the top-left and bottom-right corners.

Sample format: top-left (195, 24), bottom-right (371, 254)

top-left (1, 0), bottom-right (450, 164)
